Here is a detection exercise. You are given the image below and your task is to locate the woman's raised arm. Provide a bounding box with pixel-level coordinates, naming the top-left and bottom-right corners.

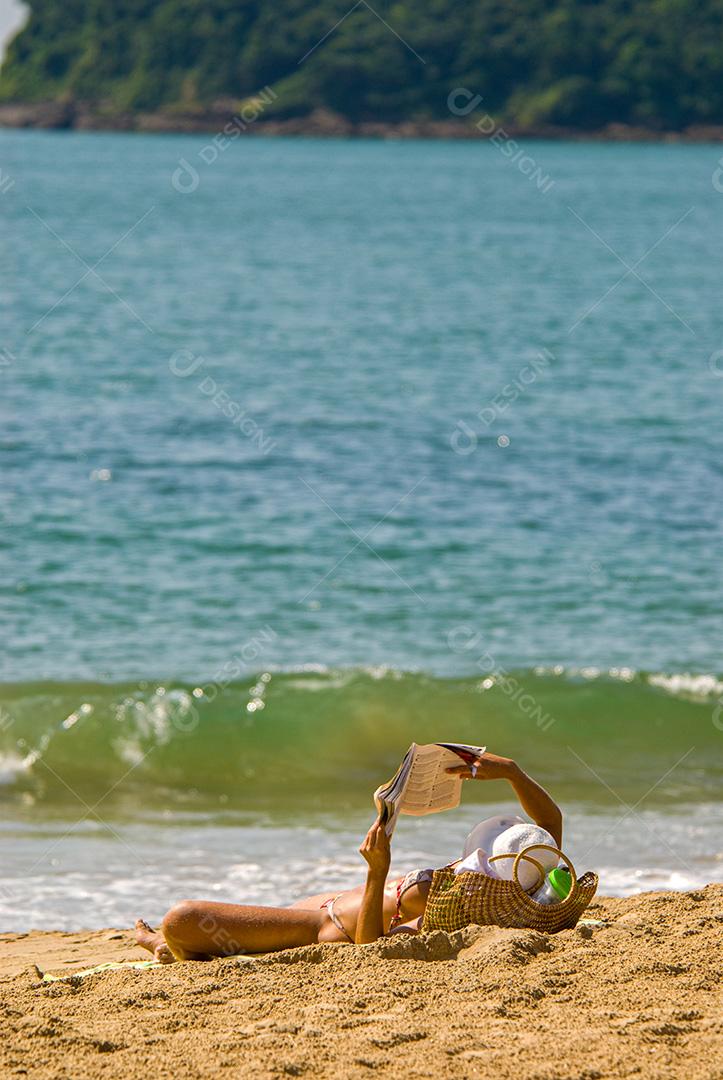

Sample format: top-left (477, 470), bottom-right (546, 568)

top-left (355, 818), bottom-right (391, 944)
top-left (446, 751), bottom-right (563, 846)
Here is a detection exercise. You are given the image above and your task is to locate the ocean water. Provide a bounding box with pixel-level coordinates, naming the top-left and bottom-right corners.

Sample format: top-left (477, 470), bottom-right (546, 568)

top-left (1, 131), bottom-right (722, 929)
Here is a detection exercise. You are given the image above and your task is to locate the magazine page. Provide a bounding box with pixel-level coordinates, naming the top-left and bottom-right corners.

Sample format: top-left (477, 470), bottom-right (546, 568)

top-left (374, 741), bottom-right (485, 834)
top-left (374, 744), bottom-right (417, 834)
top-left (400, 743), bottom-right (485, 816)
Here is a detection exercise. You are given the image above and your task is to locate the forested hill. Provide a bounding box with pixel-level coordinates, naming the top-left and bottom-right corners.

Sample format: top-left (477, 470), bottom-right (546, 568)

top-left (2, 0), bottom-right (723, 132)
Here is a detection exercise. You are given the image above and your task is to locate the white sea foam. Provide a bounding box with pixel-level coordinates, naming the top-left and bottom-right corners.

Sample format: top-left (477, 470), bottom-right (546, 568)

top-left (484, 665), bottom-right (722, 700)
top-left (0, 753), bottom-right (30, 786)
top-left (112, 687), bottom-right (199, 764)
top-left (1, 802), bottom-right (721, 932)
top-left (527, 665), bottom-right (638, 682)
top-left (647, 671), bottom-right (723, 702)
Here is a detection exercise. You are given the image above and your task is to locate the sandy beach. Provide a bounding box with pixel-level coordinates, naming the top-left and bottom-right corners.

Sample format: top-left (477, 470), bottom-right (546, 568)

top-left (1, 886), bottom-right (720, 1079)
top-left (3, 4), bottom-right (723, 1075)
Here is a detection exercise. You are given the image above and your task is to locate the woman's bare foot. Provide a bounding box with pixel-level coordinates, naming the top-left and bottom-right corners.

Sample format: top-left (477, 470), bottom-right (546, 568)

top-left (135, 918), bottom-right (176, 964)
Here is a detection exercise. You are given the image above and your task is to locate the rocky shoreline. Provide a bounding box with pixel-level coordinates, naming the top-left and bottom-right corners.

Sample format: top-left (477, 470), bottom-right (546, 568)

top-left (2, 101), bottom-right (723, 141)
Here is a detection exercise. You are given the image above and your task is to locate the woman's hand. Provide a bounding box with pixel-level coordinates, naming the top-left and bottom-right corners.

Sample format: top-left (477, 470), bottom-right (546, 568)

top-left (359, 818), bottom-right (391, 877)
top-left (447, 752), bottom-right (563, 844)
top-left (356, 819), bottom-right (391, 943)
top-left (445, 750), bottom-right (516, 781)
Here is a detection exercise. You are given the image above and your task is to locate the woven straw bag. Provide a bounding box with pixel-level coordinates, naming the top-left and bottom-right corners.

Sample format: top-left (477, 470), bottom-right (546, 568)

top-left (422, 843), bottom-right (598, 934)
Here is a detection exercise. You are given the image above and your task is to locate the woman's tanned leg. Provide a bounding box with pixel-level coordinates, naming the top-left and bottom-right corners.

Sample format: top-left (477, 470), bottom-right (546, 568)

top-left (161, 899), bottom-right (323, 960)
top-left (135, 918), bottom-right (177, 963)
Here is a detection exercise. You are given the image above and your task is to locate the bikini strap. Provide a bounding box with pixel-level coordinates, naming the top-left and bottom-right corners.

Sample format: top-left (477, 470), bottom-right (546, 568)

top-left (390, 868), bottom-right (435, 928)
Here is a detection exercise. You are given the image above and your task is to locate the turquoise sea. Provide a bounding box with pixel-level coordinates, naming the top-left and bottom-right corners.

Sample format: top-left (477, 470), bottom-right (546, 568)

top-left (1, 131), bottom-right (722, 929)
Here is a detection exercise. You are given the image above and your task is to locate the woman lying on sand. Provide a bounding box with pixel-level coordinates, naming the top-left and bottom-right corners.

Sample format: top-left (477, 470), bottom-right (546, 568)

top-left (135, 752), bottom-right (562, 962)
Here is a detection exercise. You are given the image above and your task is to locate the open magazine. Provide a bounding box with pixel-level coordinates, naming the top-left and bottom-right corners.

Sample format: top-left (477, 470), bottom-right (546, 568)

top-left (374, 742), bottom-right (486, 836)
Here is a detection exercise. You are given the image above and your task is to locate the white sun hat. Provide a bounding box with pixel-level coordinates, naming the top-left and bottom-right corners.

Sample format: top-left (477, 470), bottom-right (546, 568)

top-left (462, 814), bottom-right (526, 859)
top-left (490, 822), bottom-right (559, 890)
